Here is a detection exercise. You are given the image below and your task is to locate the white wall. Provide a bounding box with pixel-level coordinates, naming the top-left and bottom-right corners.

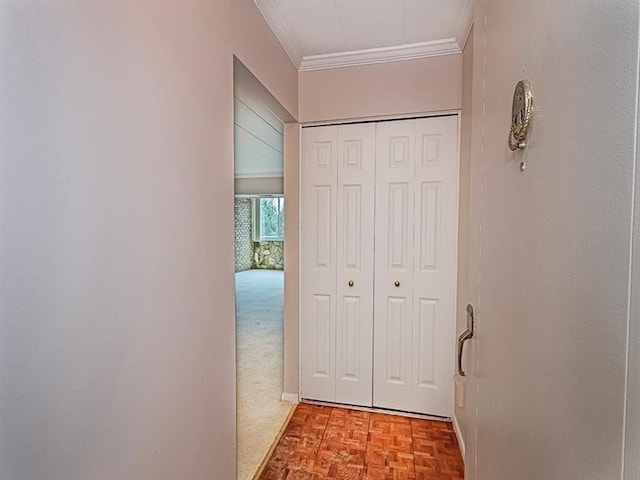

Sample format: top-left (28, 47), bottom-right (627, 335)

top-left (462, 1), bottom-right (639, 479)
top-left (283, 123), bottom-right (300, 397)
top-left (299, 54), bottom-right (462, 123)
top-left (0, 1), bottom-right (297, 478)
top-left (625, 66), bottom-right (640, 478)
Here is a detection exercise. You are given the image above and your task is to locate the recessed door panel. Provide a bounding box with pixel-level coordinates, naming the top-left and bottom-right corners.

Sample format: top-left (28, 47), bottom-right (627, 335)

top-left (314, 186), bottom-right (332, 268)
top-left (338, 296), bottom-right (361, 380)
top-left (312, 294), bottom-right (333, 378)
top-left (315, 141), bottom-right (333, 170)
top-left (342, 185), bottom-right (362, 270)
top-left (420, 182), bottom-right (441, 271)
top-left (385, 296), bottom-right (409, 384)
top-left (389, 136), bottom-right (410, 168)
top-left (343, 140), bottom-right (363, 170)
top-left (388, 183), bottom-right (409, 270)
top-left (415, 298), bottom-right (438, 388)
top-left (421, 134), bottom-right (443, 167)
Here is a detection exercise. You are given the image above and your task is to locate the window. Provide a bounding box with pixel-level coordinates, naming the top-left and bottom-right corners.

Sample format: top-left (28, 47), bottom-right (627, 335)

top-left (255, 197), bottom-right (284, 241)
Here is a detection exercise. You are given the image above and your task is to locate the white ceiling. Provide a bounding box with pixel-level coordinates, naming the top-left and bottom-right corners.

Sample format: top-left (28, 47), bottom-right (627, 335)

top-left (254, 0), bottom-right (472, 71)
top-left (234, 82), bottom-right (284, 179)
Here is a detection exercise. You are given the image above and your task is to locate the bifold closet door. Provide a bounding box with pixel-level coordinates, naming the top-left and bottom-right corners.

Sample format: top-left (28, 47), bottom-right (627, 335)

top-left (335, 123), bottom-right (375, 406)
top-left (301, 126), bottom-right (338, 402)
top-left (373, 119), bottom-right (416, 411)
top-left (374, 116), bottom-right (459, 417)
top-left (411, 116), bottom-right (458, 416)
top-left (300, 124), bottom-right (375, 406)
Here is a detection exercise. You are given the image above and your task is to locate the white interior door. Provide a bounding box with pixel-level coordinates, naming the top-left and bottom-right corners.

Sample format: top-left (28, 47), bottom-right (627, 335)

top-left (335, 123), bottom-right (375, 406)
top-left (300, 125), bottom-right (338, 402)
top-left (373, 119), bottom-right (416, 411)
top-left (374, 116), bottom-right (459, 417)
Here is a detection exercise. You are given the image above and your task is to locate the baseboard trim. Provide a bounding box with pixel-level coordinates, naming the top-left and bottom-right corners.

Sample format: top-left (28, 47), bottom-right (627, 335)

top-left (452, 413), bottom-right (466, 463)
top-left (251, 404), bottom-right (296, 480)
top-left (281, 392), bottom-right (299, 403)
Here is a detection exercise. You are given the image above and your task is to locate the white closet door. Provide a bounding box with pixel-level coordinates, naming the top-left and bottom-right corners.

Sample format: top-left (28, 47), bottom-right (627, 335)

top-left (373, 119), bottom-right (416, 411)
top-left (300, 126), bottom-right (338, 402)
top-left (302, 116), bottom-right (459, 415)
top-left (411, 116), bottom-right (458, 416)
top-left (373, 116), bottom-right (459, 416)
top-left (335, 123), bottom-right (375, 406)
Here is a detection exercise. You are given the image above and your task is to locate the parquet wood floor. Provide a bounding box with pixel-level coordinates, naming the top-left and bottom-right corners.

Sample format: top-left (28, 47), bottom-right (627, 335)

top-left (258, 403), bottom-right (464, 480)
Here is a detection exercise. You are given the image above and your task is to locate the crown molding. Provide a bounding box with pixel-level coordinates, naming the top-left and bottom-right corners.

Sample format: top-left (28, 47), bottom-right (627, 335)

top-left (299, 39), bottom-right (461, 72)
top-left (254, 0), bottom-right (469, 72)
top-left (456, 1), bottom-right (474, 51)
top-left (253, 0), bottom-right (303, 68)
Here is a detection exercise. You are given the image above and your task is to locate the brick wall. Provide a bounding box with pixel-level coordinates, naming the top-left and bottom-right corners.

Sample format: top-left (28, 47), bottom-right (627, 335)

top-left (234, 198), bottom-right (253, 272)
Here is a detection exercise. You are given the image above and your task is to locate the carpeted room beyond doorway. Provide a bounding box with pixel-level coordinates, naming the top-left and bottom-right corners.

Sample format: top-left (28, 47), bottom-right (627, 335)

top-left (236, 269), bottom-right (293, 480)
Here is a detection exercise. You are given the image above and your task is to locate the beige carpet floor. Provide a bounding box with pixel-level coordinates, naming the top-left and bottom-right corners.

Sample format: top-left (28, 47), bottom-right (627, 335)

top-left (236, 269), bottom-right (294, 480)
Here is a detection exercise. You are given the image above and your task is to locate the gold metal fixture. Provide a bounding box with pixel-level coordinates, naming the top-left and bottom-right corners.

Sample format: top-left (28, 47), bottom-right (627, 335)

top-left (508, 80), bottom-right (533, 151)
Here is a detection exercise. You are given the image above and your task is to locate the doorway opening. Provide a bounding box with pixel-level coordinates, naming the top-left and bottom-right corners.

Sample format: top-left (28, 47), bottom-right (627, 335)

top-left (233, 58), bottom-right (294, 480)
top-left (234, 196), bottom-right (289, 480)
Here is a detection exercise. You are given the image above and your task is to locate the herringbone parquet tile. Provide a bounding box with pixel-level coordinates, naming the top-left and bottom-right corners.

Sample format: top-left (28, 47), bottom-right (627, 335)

top-left (259, 404), bottom-right (464, 480)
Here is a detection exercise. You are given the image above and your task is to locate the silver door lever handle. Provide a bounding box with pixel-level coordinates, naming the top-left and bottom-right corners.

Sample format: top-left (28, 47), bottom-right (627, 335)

top-left (457, 304), bottom-right (475, 377)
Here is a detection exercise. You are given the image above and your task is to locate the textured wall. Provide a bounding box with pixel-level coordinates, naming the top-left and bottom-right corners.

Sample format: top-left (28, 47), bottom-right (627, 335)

top-left (234, 198), bottom-right (253, 272)
top-left (254, 241), bottom-right (284, 270)
top-left (283, 123), bottom-right (300, 397)
top-left (626, 70), bottom-right (640, 480)
top-left (0, 1), bottom-right (298, 478)
top-left (299, 54), bottom-right (462, 123)
top-left (462, 2), bottom-right (638, 479)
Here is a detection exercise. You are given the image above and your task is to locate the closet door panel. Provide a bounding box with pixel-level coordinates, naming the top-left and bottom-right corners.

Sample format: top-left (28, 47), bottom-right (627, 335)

top-left (373, 119), bottom-right (416, 412)
top-left (301, 126), bottom-right (338, 402)
top-left (411, 116), bottom-right (459, 416)
top-left (335, 124), bottom-right (375, 406)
